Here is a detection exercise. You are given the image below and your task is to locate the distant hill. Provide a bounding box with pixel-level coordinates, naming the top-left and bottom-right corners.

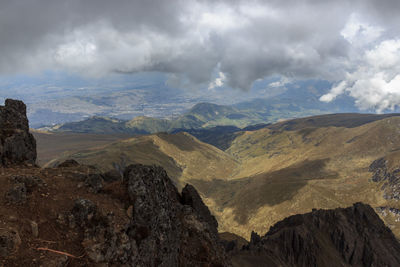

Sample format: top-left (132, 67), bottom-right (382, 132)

top-left (38, 81), bottom-right (365, 136)
top-left (41, 102), bottom-right (264, 135)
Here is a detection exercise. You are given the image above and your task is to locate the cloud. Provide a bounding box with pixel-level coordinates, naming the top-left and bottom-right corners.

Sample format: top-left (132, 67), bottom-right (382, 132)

top-left (1, 0), bottom-right (400, 110)
top-left (321, 15), bottom-right (400, 112)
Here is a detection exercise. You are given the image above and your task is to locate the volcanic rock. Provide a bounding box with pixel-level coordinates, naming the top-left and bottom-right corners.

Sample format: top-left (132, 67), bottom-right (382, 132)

top-left (181, 183), bottom-right (219, 236)
top-left (233, 203), bottom-right (400, 267)
top-left (0, 99), bottom-right (36, 166)
top-left (5, 183), bottom-right (27, 204)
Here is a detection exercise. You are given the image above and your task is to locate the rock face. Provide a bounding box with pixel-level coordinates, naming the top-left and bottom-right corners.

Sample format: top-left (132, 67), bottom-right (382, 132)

top-left (233, 203), bottom-right (400, 267)
top-left (123, 164), bottom-right (229, 266)
top-left (369, 157), bottom-right (400, 200)
top-left (63, 164), bottom-right (229, 266)
top-left (0, 99), bottom-right (36, 166)
top-left (181, 183), bottom-right (219, 236)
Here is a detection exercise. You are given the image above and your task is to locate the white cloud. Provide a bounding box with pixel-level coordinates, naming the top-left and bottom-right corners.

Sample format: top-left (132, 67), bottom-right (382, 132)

top-left (208, 71), bottom-right (227, 89)
top-left (321, 35), bottom-right (400, 112)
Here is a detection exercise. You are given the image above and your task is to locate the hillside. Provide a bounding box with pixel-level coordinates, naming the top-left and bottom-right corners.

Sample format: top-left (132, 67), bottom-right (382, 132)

top-left (187, 115), bottom-right (400, 238)
top-left (43, 112), bottom-right (400, 239)
top-left (45, 132), bottom-right (238, 188)
top-left (32, 131), bottom-right (131, 166)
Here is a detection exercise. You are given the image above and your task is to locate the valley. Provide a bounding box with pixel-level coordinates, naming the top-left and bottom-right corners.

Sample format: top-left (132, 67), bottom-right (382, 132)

top-left (36, 112), bottom-right (400, 240)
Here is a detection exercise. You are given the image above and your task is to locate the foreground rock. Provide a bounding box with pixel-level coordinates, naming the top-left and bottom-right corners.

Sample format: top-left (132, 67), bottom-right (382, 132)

top-left (58, 164), bottom-right (230, 266)
top-left (0, 99), bottom-right (36, 166)
top-left (232, 203), bottom-right (400, 267)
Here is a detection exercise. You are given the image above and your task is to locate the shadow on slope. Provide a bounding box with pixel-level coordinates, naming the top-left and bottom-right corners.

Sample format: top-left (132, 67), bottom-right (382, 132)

top-left (190, 159), bottom-right (338, 225)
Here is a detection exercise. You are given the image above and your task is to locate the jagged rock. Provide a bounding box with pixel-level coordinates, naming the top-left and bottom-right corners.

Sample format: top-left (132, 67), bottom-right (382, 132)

top-left (71, 199), bottom-right (98, 227)
top-left (249, 231), bottom-right (261, 247)
top-left (68, 165), bottom-right (229, 266)
top-left (84, 173), bottom-right (104, 193)
top-left (57, 159), bottom-right (80, 168)
top-left (12, 175), bottom-right (44, 192)
top-left (234, 203), bottom-right (400, 267)
top-left (0, 228), bottom-right (21, 258)
top-left (0, 99), bottom-right (36, 166)
top-left (181, 183), bottom-right (219, 236)
top-left (5, 183), bottom-right (27, 204)
top-left (123, 164), bottom-right (229, 266)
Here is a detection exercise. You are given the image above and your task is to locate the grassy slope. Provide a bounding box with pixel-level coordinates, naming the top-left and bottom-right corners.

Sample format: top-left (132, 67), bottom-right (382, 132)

top-left (188, 116), bottom-right (400, 238)
top-left (45, 132), bottom-right (238, 188)
top-left (33, 131), bottom-right (131, 166)
top-left (39, 113), bottom-right (400, 240)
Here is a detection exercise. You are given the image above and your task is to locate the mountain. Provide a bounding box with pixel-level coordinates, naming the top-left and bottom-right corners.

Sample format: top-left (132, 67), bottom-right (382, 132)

top-left (231, 203), bottom-right (400, 267)
top-left (44, 102), bottom-right (263, 134)
top-left (3, 99), bottom-right (400, 266)
top-left (37, 80), bottom-right (363, 135)
top-left (44, 132), bottom-right (238, 188)
top-left (189, 114), bottom-right (400, 237)
top-left (44, 112), bottom-right (400, 239)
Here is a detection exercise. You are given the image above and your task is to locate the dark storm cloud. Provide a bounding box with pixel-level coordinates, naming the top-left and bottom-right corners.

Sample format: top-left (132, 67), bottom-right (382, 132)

top-left (1, 0), bottom-right (400, 110)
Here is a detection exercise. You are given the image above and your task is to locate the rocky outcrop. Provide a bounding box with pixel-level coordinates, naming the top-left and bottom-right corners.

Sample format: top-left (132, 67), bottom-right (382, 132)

top-left (233, 203), bottom-right (400, 267)
top-left (60, 164), bottom-right (229, 266)
top-left (369, 157), bottom-right (400, 200)
top-left (0, 99), bottom-right (36, 166)
top-left (181, 183), bottom-right (219, 236)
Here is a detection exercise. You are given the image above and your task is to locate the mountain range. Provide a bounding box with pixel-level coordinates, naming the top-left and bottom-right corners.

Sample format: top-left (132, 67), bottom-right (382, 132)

top-left (3, 99), bottom-right (400, 266)
top-left (35, 111), bottom-right (400, 241)
top-left (36, 79), bottom-right (362, 131)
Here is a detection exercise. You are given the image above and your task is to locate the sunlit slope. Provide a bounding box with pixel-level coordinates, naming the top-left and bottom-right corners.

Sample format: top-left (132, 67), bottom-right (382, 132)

top-left (46, 132), bottom-right (238, 187)
top-left (190, 116), bottom-right (400, 238)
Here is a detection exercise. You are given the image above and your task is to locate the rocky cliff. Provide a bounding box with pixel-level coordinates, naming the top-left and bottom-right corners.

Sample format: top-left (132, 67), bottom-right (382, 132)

top-left (231, 203), bottom-right (400, 267)
top-left (0, 99), bottom-right (36, 166)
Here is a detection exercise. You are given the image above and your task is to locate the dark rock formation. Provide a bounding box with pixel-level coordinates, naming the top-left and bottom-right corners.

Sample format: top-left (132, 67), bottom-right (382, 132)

top-left (369, 157), bottom-right (400, 199)
top-left (123, 164), bottom-right (229, 266)
top-left (12, 175), bottom-right (45, 193)
top-left (0, 99), bottom-right (36, 166)
top-left (181, 183), bottom-right (219, 236)
top-left (84, 173), bottom-right (104, 193)
top-left (5, 183), bottom-right (27, 204)
top-left (63, 164), bottom-right (229, 266)
top-left (233, 203), bottom-right (400, 267)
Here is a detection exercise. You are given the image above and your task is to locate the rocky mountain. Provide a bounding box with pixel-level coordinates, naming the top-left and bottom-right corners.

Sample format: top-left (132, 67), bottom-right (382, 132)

top-left (231, 203), bottom-right (400, 267)
top-left (2, 99), bottom-right (400, 266)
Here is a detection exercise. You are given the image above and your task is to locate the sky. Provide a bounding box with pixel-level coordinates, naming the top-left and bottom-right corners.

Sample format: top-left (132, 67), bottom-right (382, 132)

top-left (1, 0), bottom-right (400, 112)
